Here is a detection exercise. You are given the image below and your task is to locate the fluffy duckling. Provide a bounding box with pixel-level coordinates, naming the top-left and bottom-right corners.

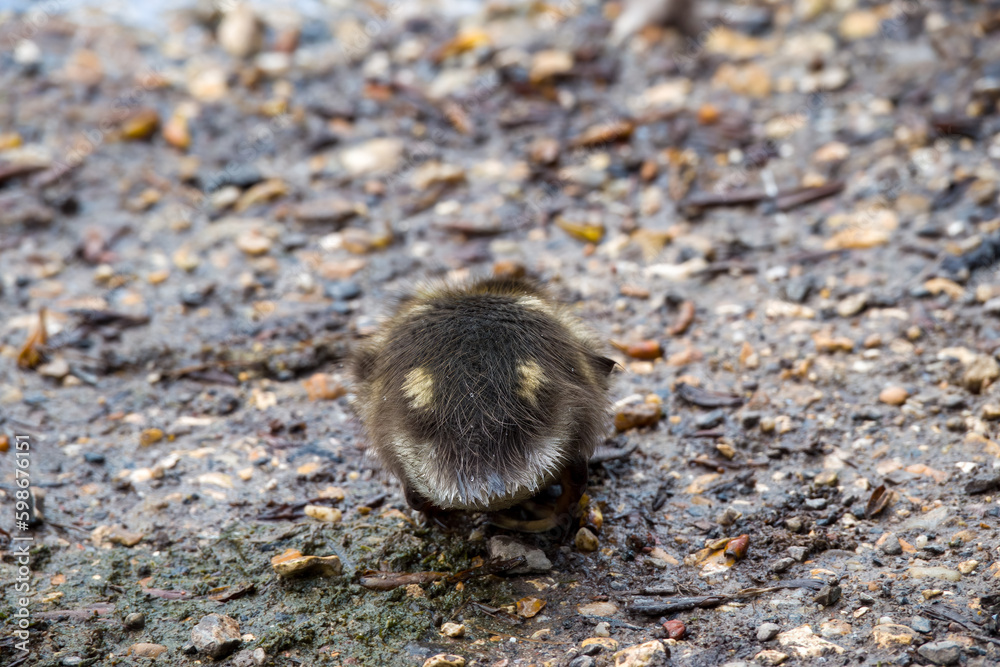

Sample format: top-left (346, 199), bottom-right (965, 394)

top-left (351, 278), bottom-right (614, 531)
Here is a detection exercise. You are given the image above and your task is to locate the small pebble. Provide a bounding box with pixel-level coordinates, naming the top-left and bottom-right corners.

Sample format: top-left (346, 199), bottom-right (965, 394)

top-left (575, 527), bottom-right (599, 552)
top-left (124, 612), bottom-right (145, 630)
top-left (128, 643), bottom-right (167, 658)
top-left (879, 386), bottom-right (909, 406)
top-left (916, 640), bottom-right (962, 666)
top-left (324, 280), bottom-right (362, 301)
top-left (440, 622), bottom-right (465, 638)
top-left (878, 533), bottom-right (903, 555)
top-left (812, 584), bottom-right (841, 607)
top-left (695, 409), bottom-right (726, 429)
top-left (836, 292), bottom-right (869, 318)
top-left (757, 622), bottom-right (780, 642)
top-left (662, 619), bottom-right (685, 640)
top-left (190, 614), bottom-right (242, 659)
top-left (770, 557), bottom-right (795, 573)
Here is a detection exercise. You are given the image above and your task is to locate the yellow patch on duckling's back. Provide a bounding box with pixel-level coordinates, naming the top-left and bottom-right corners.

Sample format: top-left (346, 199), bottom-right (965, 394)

top-left (517, 360), bottom-right (545, 404)
top-left (402, 367), bottom-right (434, 410)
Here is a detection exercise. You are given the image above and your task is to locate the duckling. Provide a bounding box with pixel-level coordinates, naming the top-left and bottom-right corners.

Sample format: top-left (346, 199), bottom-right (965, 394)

top-left (350, 277), bottom-right (615, 532)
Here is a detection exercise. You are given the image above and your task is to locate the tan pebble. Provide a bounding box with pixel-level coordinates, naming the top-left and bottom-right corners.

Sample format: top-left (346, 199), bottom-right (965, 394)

top-left (712, 62), bottom-right (772, 97)
top-left (774, 416), bottom-right (794, 434)
top-left (964, 355), bottom-right (999, 393)
top-left (198, 472), bottom-right (234, 489)
top-left (614, 640), bottom-right (668, 667)
top-left (958, 559), bottom-right (979, 574)
top-left (296, 461), bottom-right (321, 476)
top-left (38, 357), bottom-right (70, 379)
top-left (340, 138), bottom-right (405, 176)
top-left (121, 108), bottom-right (160, 141)
top-left (217, 3), bottom-right (263, 58)
top-left (614, 403), bottom-right (661, 432)
top-left (529, 49), bottom-right (574, 83)
top-left (825, 228), bottom-right (890, 250)
top-left (879, 386), bottom-right (909, 406)
top-left (924, 277), bottom-right (965, 300)
top-left (304, 505), bottom-right (342, 523)
top-left (235, 179), bottom-right (288, 212)
top-left (294, 197), bottom-right (365, 224)
top-left (982, 404), bottom-right (1000, 420)
top-left (173, 246), bottom-right (200, 272)
top-left (908, 566), bottom-right (961, 582)
top-left (440, 622), bottom-right (465, 638)
top-left (0, 132), bottom-right (23, 150)
top-left (839, 9), bottom-right (881, 40)
top-left (569, 120), bottom-right (633, 148)
top-left (528, 137), bottom-right (560, 165)
top-left (813, 141), bottom-right (850, 163)
top-left (235, 231), bottom-right (272, 256)
top-left (105, 525), bottom-right (144, 547)
top-left (813, 334), bottom-right (854, 353)
top-left (871, 624), bottom-right (917, 647)
top-left (716, 442), bottom-right (736, 460)
top-left (421, 655), bottom-right (464, 667)
top-left (819, 620), bottom-right (851, 637)
top-left (302, 373), bottom-right (347, 401)
top-left (139, 428), bottom-right (164, 447)
top-left (129, 643), bottom-right (168, 658)
top-left (581, 637), bottom-right (619, 651)
top-left (575, 527), bottom-right (599, 552)
top-left (237, 467), bottom-right (253, 481)
top-left (163, 114), bottom-right (190, 150)
top-left (836, 292), bottom-right (869, 318)
top-left (318, 486), bottom-right (346, 502)
top-left (492, 259), bottom-right (526, 279)
top-left (147, 269), bottom-right (170, 285)
top-left (577, 601), bottom-right (618, 616)
top-left (755, 649), bottom-right (789, 665)
top-left (814, 470), bottom-right (838, 486)
top-left (410, 161), bottom-right (465, 190)
top-left (863, 333), bottom-right (882, 349)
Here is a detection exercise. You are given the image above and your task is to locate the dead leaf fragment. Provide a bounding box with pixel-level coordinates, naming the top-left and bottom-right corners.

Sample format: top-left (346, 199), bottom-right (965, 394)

top-left (17, 308), bottom-right (48, 369)
top-left (555, 217), bottom-right (605, 243)
top-left (610, 339), bottom-right (662, 360)
top-left (865, 484), bottom-right (894, 519)
top-left (569, 120), bottom-right (633, 148)
top-left (516, 596), bottom-right (546, 618)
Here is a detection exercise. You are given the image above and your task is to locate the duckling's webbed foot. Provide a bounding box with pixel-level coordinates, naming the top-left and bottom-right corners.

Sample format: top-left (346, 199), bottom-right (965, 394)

top-left (403, 483), bottom-right (461, 532)
top-left (489, 457), bottom-right (588, 535)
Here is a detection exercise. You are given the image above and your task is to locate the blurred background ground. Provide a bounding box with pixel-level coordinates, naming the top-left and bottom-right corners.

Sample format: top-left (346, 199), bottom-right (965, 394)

top-left (2, 0), bottom-right (1000, 665)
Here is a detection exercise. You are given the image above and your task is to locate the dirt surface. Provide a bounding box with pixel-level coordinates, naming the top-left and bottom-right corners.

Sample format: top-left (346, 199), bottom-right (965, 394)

top-left (2, 1), bottom-right (1000, 666)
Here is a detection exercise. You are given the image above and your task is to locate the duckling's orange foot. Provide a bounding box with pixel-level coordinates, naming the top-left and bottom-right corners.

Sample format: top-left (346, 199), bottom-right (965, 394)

top-left (489, 458), bottom-right (588, 536)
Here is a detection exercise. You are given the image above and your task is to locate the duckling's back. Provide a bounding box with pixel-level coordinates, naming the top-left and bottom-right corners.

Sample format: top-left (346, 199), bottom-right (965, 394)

top-left (352, 279), bottom-right (613, 511)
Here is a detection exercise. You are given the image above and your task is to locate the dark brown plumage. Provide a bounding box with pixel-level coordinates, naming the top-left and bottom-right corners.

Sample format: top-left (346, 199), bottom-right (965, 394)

top-left (350, 278), bottom-right (614, 527)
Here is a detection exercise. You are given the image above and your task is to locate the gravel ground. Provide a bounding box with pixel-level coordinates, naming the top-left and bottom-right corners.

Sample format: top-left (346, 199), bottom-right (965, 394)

top-left (2, 1), bottom-right (1000, 666)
